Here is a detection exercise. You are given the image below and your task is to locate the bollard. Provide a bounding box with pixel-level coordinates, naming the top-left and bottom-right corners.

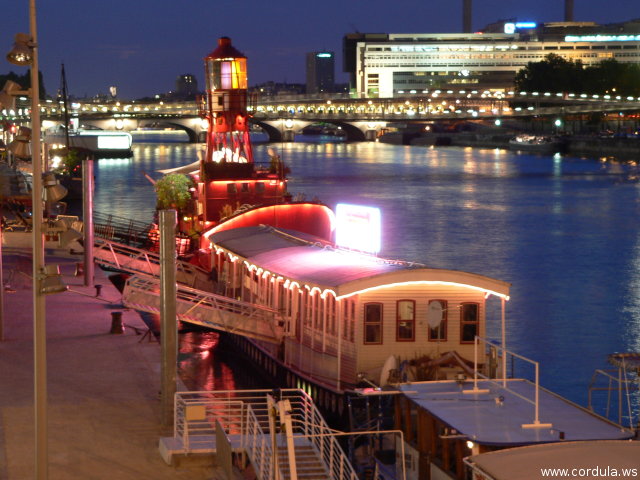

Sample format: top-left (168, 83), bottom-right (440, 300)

top-left (110, 311), bottom-right (124, 334)
top-left (95, 284), bottom-right (102, 297)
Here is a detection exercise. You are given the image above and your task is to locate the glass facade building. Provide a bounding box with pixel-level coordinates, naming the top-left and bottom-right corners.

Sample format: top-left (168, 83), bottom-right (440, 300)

top-left (343, 20), bottom-right (640, 98)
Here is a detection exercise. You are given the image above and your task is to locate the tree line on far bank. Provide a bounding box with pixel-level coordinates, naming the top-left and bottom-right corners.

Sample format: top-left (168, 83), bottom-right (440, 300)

top-left (0, 70), bottom-right (47, 99)
top-left (514, 53), bottom-right (640, 97)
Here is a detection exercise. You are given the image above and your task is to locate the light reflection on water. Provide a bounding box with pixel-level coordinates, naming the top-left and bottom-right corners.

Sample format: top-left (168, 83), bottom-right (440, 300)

top-left (94, 134), bottom-right (640, 417)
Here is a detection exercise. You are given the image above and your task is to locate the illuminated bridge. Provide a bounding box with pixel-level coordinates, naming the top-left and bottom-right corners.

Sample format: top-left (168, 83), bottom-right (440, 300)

top-left (19, 90), bottom-right (640, 142)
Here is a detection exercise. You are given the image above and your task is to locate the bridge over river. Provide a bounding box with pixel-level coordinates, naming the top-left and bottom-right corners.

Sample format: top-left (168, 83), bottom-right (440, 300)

top-left (6, 90), bottom-right (640, 142)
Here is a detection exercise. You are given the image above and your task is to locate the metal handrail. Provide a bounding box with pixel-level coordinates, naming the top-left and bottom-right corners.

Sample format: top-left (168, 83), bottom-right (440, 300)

top-left (93, 237), bottom-right (211, 289)
top-left (468, 336), bottom-right (552, 428)
top-left (123, 275), bottom-right (286, 343)
top-left (172, 389), bottom-right (358, 480)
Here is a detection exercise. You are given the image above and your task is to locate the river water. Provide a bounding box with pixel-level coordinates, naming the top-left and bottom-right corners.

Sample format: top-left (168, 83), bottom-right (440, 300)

top-left (93, 131), bottom-right (640, 420)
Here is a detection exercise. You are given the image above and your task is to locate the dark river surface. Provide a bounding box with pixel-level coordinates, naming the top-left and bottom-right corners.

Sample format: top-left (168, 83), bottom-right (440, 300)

top-left (93, 131), bottom-right (640, 423)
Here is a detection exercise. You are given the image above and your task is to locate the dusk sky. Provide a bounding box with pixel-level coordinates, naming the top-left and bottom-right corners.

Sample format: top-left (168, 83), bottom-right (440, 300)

top-left (1, 0), bottom-right (638, 100)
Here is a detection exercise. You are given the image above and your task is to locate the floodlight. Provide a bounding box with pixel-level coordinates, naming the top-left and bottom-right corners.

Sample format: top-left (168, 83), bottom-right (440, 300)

top-left (7, 33), bottom-right (33, 66)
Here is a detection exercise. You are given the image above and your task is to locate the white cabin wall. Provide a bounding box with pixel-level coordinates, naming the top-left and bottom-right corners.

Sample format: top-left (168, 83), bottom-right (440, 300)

top-left (354, 284), bottom-right (488, 380)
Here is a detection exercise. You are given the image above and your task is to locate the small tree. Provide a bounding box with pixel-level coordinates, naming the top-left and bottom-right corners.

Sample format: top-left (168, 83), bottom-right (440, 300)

top-left (155, 173), bottom-right (193, 212)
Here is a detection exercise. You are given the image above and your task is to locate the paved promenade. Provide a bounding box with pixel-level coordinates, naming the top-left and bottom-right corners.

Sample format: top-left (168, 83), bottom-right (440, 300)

top-left (0, 250), bottom-right (221, 479)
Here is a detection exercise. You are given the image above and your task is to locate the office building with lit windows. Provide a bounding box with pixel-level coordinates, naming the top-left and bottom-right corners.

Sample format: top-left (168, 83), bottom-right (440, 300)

top-left (174, 74), bottom-right (198, 99)
top-left (343, 19), bottom-right (640, 98)
top-left (306, 51), bottom-right (335, 94)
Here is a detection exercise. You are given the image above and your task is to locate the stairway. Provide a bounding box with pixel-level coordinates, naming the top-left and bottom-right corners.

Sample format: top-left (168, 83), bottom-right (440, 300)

top-left (277, 442), bottom-right (331, 480)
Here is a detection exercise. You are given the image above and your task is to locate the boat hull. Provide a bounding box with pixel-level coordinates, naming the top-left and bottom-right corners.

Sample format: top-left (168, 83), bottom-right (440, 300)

top-left (508, 136), bottom-right (565, 154)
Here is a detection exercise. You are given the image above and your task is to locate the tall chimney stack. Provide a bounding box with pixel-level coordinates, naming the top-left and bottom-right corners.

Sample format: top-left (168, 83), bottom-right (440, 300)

top-left (564, 0), bottom-right (574, 22)
top-left (463, 0), bottom-right (472, 32)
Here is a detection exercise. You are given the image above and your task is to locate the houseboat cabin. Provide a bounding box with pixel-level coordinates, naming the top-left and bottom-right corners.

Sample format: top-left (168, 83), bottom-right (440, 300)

top-left (206, 224), bottom-right (511, 394)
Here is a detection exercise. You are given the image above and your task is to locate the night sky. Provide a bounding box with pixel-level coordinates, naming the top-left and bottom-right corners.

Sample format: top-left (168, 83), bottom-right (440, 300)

top-left (1, 0), bottom-right (638, 100)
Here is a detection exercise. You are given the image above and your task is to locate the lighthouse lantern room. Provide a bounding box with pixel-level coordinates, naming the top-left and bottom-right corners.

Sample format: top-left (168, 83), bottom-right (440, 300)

top-left (203, 36), bottom-right (252, 164)
top-left (196, 37), bottom-right (288, 228)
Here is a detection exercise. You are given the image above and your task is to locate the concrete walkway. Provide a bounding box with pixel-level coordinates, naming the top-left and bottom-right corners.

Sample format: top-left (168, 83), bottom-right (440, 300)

top-left (0, 250), bottom-right (222, 479)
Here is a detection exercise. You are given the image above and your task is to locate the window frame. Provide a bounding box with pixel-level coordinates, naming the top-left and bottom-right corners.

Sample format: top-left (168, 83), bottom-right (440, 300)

top-left (396, 299), bottom-right (416, 342)
top-left (427, 299), bottom-right (448, 342)
top-left (460, 302), bottom-right (480, 344)
top-left (363, 302), bottom-right (384, 345)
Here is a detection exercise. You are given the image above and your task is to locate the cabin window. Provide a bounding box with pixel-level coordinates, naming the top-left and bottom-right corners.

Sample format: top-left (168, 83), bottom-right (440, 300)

top-left (396, 300), bottom-right (415, 341)
top-left (241, 182), bottom-right (250, 193)
top-left (428, 300), bottom-right (447, 341)
top-left (255, 182), bottom-right (265, 194)
top-left (460, 303), bottom-right (479, 343)
top-left (364, 303), bottom-right (383, 344)
top-left (313, 293), bottom-right (321, 329)
top-left (227, 183), bottom-right (237, 194)
top-left (304, 290), bottom-right (312, 327)
top-left (327, 295), bottom-right (337, 335)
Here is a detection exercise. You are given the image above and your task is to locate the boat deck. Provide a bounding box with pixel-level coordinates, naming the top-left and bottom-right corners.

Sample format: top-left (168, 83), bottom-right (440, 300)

top-left (400, 379), bottom-right (633, 446)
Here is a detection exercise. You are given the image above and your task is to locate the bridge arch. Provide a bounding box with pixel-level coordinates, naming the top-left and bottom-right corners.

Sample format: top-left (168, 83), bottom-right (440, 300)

top-left (329, 121), bottom-right (366, 141)
top-left (139, 120), bottom-right (200, 142)
top-left (253, 120), bottom-right (285, 142)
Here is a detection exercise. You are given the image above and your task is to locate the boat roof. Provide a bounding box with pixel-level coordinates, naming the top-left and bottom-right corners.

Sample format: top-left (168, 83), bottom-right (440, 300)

top-left (399, 380), bottom-right (633, 446)
top-left (467, 441), bottom-right (640, 479)
top-left (209, 226), bottom-right (510, 299)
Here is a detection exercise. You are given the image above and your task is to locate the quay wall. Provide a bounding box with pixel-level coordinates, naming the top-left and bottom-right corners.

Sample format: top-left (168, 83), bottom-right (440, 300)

top-left (381, 132), bottom-right (640, 161)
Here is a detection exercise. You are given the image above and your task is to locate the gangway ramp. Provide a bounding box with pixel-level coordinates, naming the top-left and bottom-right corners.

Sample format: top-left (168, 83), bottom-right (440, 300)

top-left (122, 275), bottom-right (287, 343)
top-left (93, 237), bottom-right (212, 290)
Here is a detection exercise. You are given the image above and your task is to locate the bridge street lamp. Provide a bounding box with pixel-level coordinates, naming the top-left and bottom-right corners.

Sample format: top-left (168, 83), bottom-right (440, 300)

top-left (7, 1), bottom-right (48, 478)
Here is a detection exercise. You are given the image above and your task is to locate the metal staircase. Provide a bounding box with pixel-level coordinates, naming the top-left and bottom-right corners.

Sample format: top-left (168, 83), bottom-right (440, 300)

top-left (278, 443), bottom-right (331, 480)
top-left (159, 389), bottom-right (359, 480)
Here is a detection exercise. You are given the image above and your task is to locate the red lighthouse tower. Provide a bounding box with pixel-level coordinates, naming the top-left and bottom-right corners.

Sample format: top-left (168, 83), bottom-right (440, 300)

top-left (197, 37), bottom-right (287, 226)
top-left (203, 36), bottom-right (252, 164)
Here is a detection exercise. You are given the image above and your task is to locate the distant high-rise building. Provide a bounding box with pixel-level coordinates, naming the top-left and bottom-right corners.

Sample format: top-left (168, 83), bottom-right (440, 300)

top-left (175, 74), bottom-right (198, 98)
top-left (306, 52), bottom-right (334, 94)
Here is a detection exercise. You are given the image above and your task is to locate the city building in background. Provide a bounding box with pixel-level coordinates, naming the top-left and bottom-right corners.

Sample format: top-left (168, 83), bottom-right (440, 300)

top-left (174, 74), bottom-right (199, 100)
top-left (250, 81), bottom-right (306, 98)
top-left (306, 51), bottom-right (335, 94)
top-left (343, 19), bottom-right (640, 98)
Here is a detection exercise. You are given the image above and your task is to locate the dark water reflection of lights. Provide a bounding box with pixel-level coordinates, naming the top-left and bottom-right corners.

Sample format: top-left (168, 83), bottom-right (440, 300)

top-left (94, 133), bottom-right (640, 424)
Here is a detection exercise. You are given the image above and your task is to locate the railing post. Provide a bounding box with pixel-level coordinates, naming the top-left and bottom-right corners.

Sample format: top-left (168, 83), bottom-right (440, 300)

top-left (463, 336), bottom-right (489, 395)
top-left (160, 210), bottom-right (177, 429)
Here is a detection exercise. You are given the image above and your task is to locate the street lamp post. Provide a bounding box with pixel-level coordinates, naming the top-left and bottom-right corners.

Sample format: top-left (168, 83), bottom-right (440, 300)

top-left (7, 1), bottom-right (47, 477)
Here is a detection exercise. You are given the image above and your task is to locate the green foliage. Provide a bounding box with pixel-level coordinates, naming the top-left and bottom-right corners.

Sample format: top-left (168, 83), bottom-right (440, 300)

top-left (53, 149), bottom-right (81, 176)
top-left (0, 70), bottom-right (47, 98)
top-left (155, 173), bottom-right (193, 212)
top-left (515, 54), bottom-right (640, 97)
top-left (515, 54), bottom-right (584, 93)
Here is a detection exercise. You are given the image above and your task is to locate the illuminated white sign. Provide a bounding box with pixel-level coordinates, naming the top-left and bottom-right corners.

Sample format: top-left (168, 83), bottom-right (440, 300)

top-left (505, 22), bottom-right (537, 33)
top-left (565, 34), bottom-right (640, 42)
top-left (335, 203), bottom-right (381, 254)
top-left (316, 53), bottom-right (332, 58)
